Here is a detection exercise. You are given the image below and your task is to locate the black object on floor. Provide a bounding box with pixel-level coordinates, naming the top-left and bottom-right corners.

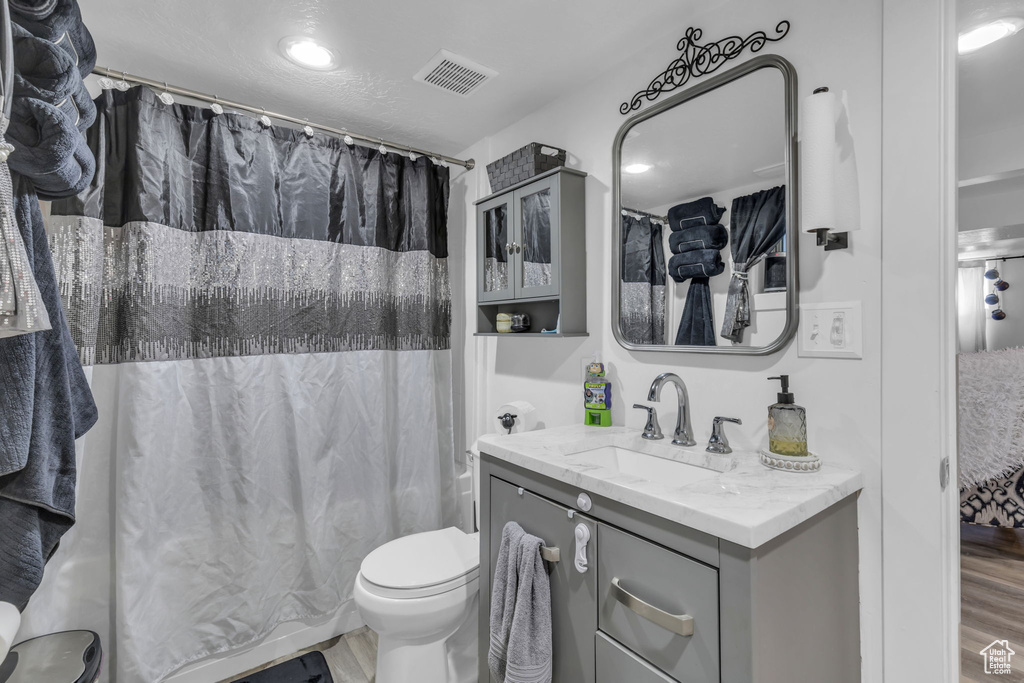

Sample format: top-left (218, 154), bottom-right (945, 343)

top-left (234, 651), bottom-right (334, 683)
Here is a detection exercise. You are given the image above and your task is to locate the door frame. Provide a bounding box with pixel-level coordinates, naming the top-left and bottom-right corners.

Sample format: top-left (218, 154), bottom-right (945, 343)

top-left (880, 0), bottom-right (959, 680)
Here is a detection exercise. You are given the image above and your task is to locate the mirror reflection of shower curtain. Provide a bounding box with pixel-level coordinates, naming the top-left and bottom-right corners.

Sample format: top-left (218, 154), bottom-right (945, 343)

top-left (21, 87), bottom-right (457, 683)
top-left (957, 265), bottom-right (986, 353)
top-left (620, 214), bottom-right (666, 344)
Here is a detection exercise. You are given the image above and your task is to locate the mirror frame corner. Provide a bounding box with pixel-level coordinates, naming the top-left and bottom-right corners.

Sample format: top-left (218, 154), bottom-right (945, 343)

top-left (611, 53), bottom-right (800, 356)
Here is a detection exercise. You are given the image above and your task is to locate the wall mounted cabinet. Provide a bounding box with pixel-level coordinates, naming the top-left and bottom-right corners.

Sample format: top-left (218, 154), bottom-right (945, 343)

top-left (474, 167), bottom-right (587, 336)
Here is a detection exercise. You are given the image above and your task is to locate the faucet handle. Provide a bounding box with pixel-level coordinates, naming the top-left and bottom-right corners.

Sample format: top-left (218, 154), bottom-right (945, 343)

top-left (633, 404), bottom-right (663, 441)
top-left (707, 416), bottom-right (742, 454)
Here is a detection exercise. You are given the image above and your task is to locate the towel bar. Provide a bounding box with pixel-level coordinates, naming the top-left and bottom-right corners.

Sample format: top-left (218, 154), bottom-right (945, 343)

top-left (540, 546), bottom-right (560, 562)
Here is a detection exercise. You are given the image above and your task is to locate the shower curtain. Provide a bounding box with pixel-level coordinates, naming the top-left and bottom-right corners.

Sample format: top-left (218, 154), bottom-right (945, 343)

top-left (620, 214), bottom-right (666, 344)
top-left (24, 86), bottom-right (457, 682)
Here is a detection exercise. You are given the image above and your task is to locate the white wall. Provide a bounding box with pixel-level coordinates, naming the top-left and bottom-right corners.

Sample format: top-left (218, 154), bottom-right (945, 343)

top-left (453, 1), bottom-right (884, 680)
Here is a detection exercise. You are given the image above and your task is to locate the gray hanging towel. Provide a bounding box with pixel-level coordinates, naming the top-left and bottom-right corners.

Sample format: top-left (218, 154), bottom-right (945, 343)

top-left (0, 174), bottom-right (97, 609)
top-left (488, 521), bottom-right (553, 683)
top-left (721, 185), bottom-right (786, 344)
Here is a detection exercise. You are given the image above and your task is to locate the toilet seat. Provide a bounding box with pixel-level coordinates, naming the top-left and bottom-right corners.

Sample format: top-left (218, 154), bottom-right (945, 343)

top-left (360, 527), bottom-right (479, 599)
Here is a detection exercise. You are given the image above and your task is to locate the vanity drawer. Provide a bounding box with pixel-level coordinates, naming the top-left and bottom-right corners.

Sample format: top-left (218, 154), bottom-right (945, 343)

top-left (598, 523), bottom-right (719, 682)
top-left (596, 632), bottom-right (676, 683)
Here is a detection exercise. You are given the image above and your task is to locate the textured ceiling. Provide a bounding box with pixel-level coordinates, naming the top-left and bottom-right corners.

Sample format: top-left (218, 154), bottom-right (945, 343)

top-left (81, 0), bottom-right (694, 158)
top-left (958, 0), bottom-right (1024, 138)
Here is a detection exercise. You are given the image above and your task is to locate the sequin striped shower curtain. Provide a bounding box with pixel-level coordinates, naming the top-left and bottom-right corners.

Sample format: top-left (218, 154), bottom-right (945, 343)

top-left (21, 86), bottom-right (457, 682)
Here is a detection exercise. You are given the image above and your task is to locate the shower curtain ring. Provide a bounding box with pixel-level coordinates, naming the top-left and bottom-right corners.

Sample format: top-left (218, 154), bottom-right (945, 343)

top-left (158, 82), bottom-right (175, 105)
top-left (259, 107), bottom-right (272, 128)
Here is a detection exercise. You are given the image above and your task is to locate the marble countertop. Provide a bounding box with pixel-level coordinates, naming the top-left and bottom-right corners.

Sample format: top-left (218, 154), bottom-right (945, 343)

top-left (477, 425), bottom-right (863, 549)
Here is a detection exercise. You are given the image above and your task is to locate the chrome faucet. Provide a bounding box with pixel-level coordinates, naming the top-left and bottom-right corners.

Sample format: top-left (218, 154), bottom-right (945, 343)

top-left (706, 416), bottom-right (742, 454)
top-left (647, 372), bottom-right (696, 446)
top-left (632, 404), bottom-right (663, 440)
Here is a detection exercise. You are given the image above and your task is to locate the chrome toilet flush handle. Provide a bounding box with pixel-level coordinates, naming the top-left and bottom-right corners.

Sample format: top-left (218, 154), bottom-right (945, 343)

top-left (633, 404), bottom-right (663, 440)
top-left (706, 416), bottom-right (742, 454)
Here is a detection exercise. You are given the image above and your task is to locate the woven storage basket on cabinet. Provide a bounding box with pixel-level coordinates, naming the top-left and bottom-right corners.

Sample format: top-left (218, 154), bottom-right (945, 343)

top-left (486, 143), bottom-right (567, 193)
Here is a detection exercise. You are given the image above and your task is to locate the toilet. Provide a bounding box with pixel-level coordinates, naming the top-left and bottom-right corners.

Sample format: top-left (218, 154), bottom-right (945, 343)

top-left (353, 454), bottom-right (481, 683)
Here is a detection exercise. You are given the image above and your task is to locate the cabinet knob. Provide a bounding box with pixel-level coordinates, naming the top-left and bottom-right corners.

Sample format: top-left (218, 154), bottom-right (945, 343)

top-left (506, 243), bottom-right (513, 254)
top-left (512, 242), bottom-right (521, 254)
top-left (576, 492), bottom-right (592, 512)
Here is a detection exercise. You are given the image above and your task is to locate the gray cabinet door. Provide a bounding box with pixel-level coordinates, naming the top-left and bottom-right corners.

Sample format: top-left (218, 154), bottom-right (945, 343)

top-left (477, 193), bottom-right (515, 302)
top-left (489, 477), bottom-right (597, 683)
top-left (512, 174), bottom-right (560, 300)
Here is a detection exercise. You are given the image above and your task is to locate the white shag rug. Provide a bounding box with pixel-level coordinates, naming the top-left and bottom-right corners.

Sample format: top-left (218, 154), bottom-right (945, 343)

top-left (959, 347), bottom-right (1024, 488)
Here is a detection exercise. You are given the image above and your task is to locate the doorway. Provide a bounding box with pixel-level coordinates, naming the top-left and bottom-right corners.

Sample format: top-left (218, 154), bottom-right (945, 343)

top-left (955, 3), bottom-right (1024, 679)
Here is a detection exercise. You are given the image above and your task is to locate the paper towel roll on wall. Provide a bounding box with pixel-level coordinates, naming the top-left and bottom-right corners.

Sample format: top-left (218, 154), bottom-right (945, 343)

top-left (494, 400), bottom-right (538, 434)
top-left (800, 87), bottom-right (860, 235)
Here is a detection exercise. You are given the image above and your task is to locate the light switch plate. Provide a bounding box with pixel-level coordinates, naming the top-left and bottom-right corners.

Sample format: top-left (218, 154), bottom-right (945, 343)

top-left (798, 302), bottom-right (863, 359)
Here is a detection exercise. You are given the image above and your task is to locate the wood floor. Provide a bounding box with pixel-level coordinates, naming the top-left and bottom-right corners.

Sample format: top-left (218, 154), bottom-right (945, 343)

top-left (961, 524), bottom-right (1024, 682)
top-left (222, 626), bottom-right (378, 683)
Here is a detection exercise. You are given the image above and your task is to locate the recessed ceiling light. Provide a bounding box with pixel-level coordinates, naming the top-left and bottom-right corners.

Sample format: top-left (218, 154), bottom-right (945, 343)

top-left (279, 36), bottom-right (338, 71)
top-left (623, 163), bottom-right (652, 174)
top-left (958, 18), bottom-right (1024, 55)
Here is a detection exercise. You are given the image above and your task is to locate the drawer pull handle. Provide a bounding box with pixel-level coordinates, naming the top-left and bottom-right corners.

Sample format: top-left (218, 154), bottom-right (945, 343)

top-left (539, 546), bottom-right (560, 563)
top-left (610, 577), bottom-right (694, 637)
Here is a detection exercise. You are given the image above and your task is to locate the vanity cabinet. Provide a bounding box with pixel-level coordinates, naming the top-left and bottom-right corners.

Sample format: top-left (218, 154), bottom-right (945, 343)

top-left (474, 167), bottom-right (587, 336)
top-left (478, 454), bottom-right (861, 683)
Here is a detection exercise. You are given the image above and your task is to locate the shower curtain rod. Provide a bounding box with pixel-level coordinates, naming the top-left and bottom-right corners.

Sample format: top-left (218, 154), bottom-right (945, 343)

top-left (622, 206), bottom-right (668, 223)
top-left (91, 66), bottom-right (476, 170)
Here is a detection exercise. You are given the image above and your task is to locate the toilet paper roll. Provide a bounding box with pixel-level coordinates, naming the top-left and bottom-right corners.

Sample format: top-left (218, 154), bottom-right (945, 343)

top-left (800, 89), bottom-right (837, 233)
top-left (0, 601), bottom-right (21, 662)
top-left (495, 401), bottom-right (538, 434)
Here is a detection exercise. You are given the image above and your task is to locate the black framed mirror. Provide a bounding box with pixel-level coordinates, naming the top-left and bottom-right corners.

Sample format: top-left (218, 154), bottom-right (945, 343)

top-left (611, 54), bottom-right (799, 354)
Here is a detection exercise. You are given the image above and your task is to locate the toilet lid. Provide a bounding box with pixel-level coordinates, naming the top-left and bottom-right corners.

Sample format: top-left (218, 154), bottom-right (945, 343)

top-left (361, 527), bottom-right (479, 591)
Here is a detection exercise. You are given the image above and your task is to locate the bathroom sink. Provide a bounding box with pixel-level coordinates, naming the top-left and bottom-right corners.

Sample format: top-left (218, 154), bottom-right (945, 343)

top-left (583, 446), bottom-right (720, 487)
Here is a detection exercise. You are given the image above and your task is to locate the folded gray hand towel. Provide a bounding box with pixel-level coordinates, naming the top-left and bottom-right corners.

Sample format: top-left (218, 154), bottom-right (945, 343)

top-left (12, 0), bottom-right (96, 78)
top-left (668, 249), bottom-right (725, 282)
top-left (11, 21), bottom-right (96, 132)
top-left (667, 197), bottom-right (726, 231)
top-left (488, 521), bottom-right (553, 683)
top-left (7, 95), bottom-right (95, 199)
top-left (669, 224), bottom-right (729, 254)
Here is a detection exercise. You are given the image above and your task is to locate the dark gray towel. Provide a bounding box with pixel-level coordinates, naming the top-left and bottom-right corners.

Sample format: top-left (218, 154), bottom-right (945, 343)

top-left (11, 21), bottom-right (95, 131)
top-left (669, 224), bottom-right (729, 254)
top-left (0, 173), bottom-right (97, 610)
top-left (8, 0), bottom-right (58, 21)
top-left (7, 95), bottom-right (95, 199)
top-left (676, 278), bottom-right (716, 346)
top-left (667, 249), bottom-right (724, 282)
top-left (11, 0), bottom-right (96, 78)
top-left (668, 197), bottom-right (725, 231)
top-left (488, 521), bottom-right (553, 683)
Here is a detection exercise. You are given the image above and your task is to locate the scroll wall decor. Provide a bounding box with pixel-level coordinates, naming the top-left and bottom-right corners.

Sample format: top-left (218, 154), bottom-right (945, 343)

top-left (620, 20), bottom-right (791, 114)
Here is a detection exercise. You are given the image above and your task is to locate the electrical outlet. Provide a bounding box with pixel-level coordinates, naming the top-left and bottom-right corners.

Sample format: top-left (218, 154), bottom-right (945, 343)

top-left (798, 302), bottom-right (862, 359)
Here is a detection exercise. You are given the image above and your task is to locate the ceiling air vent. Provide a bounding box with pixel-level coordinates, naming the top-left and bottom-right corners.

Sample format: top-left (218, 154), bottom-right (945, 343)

top-left (414, 49), bottom-right (497, 97)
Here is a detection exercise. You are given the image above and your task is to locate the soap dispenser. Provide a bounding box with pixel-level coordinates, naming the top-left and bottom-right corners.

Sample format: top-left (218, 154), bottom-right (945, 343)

top-left (767, 375), bottom-right (808, 456)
